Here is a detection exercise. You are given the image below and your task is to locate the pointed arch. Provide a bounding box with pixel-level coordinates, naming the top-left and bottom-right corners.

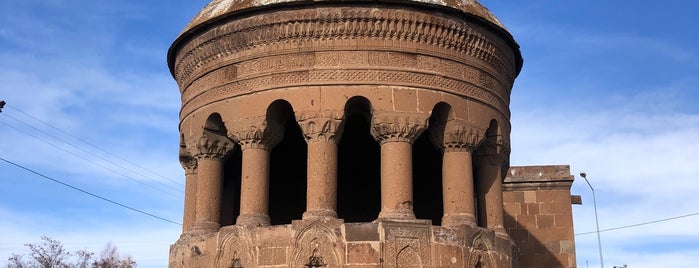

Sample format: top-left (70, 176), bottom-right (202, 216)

top-left (291, 221), bottom-right (342, 267)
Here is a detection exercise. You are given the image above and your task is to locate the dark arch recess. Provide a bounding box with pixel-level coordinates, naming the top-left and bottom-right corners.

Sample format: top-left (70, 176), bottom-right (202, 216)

top-left (412, 102), bottom-right (451, 225)
top-left (337, 96), bottom-right (381, 222)
top-left (268, 100), bottom-right (307, 225)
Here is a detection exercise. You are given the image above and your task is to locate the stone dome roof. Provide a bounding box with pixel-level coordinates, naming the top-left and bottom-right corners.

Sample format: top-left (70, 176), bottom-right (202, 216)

top-left (180, 0), bottom-right (507, 36)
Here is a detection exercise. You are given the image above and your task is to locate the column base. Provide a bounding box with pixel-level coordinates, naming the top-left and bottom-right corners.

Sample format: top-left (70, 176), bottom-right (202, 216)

top-left (441, 213), bottom-right (477, 227)
top-left (236, 213), bottom-right (271, 227)
top-left (378, 208), bottom-right (415, 220)
top-left (187, 221), bottom-right (220, 234)
top-left (302, 209), bottom-right (337, 220)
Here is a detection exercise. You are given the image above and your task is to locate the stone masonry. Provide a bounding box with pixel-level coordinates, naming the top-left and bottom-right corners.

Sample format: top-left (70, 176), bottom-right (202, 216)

top-left (167, 1), bottom-right (578, 267)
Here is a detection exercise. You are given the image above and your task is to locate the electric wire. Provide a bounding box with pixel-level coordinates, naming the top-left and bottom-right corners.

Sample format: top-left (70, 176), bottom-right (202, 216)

top-left (0, 156), bottom-right (182, 226)
top-left (0, 120), bottom-right (181, 198)
top-left (1, 112), bottom-right (183, 195)
top-left (576, 212), bottom-right (699, 236)
top-left (6, 104), bottom-right (184, 188)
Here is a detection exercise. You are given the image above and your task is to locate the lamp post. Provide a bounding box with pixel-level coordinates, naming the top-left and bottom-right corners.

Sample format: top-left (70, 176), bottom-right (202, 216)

top-left (580, 171), bottom-right (604, 268)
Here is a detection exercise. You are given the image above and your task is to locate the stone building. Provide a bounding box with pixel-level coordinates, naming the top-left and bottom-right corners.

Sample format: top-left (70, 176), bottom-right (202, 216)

top-left (168, 0), bottom-right (578, 267)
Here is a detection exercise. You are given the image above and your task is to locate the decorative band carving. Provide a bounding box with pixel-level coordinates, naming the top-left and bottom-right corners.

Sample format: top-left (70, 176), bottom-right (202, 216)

top-left (371, 112), bottom-right (428, 144)
top-left (173, 7), bottom-right (517, 87)
top-left (180, 68), bottom-right (509, 121)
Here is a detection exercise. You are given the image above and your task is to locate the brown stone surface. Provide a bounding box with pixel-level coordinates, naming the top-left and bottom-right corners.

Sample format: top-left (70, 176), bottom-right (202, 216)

top-left (504, 165), bottom-right (577, 268)
top-left (168, 1), bottom-right (576, 267)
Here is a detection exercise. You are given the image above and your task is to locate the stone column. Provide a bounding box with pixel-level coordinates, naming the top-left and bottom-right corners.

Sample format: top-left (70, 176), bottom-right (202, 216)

top-left (187, 132), bottom-right (235, 234)
top-left (475, 140), bottom-right (508, 235)
top-left (432, 122), bottom-right (483, 227)
top-left (297, 112), bottom-right (343, 220)
top-left (371, 112), bottom-right (428, 220)
top-left (231, 118), bottom-right (283, 227)
top-left (179, 149), bottom-right (198, 234)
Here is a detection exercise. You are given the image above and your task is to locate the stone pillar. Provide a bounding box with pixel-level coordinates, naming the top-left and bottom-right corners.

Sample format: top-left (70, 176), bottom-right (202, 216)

top-left (431, 121), bottom-right (483, 227)
top-left (179, 149), bottom-right (198, 234)
top-left (187, 132), bottom-right (235, 234)
top-left (297, 112), bottom-right (343, 220)
top-left (231, 118), bottom-right (283, 227)
top-left (475, 139), bottom-right (508, 235)
top-left (371, 112), bottom-right (428, 220)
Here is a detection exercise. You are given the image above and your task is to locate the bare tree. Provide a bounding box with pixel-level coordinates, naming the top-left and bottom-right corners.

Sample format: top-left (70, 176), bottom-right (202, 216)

top-left (4, 237), bottom-right (136, 268)
top-left (91, 243), bottom-right (135, 268)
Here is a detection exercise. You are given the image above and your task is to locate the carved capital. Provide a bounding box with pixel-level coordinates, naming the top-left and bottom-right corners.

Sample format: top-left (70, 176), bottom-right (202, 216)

top-left (296, 111), bottom-right (343, 143)
top-left (179, 147), bottom-right (198, 174)
top-left (229, 117), bottom-right (284, 150)
top-left (186, 131), bottom-right (235, 160)
top-left (431, 120), bottom-right (484, 152)
top-left (474, 136), bottom-right (509, 167)
top-left (371, 112), bottom-right (428, 144)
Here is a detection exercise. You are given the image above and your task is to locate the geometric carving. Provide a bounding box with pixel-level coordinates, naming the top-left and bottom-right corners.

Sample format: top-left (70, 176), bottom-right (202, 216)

top-left (466, 231), bottom-right (495, 268)
top-left (228, 117), bottom-right (284, 150)
top-left (292, 221), bottom-right (341, 268)
top-left (216, 227), bottom-right (255, 268)
top-left (382, 221), bottom-right (431, 267)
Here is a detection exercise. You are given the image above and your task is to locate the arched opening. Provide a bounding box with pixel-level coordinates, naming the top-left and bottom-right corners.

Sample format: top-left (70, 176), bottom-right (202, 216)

top-left (475, 119), bottom-right (499, 228)
top-left (413, 103), bottom-right (450, 225)
top-left (268, 100), bottom-right (307, 225)
top-left (199, 113), bottom-right (241, 227)
top-left (221, 148), bottom-right (242, 226)
top-left (337, 96), bottom-right (381, 222)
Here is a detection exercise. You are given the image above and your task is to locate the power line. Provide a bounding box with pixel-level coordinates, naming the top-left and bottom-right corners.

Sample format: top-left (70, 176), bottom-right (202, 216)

top-left (0, 120), bottom-right (181, 198)
top-left (0, 156), bottom-right (182, 226)
top-left (7, 105), bottom-right (182, 186)
top-left (576, 212), bottom-right (699, 236)
top-left (6, 104), bottom-right (184, 188)
top-left (2, 111), bottom-right (183, 194)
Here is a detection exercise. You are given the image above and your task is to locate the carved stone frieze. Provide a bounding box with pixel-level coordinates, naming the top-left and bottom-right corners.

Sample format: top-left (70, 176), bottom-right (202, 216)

top-left (228, 117), bottom-right (284, 150)
top-left (295, 111), bottom-right (344, 143)
top-left (180, 68), bottom-right (510, 121)
top-left (173, 7), bottom-right (518, 89)
top-left (370, 112), bottom-right (428, 144)
top-left (431, 119), bottom-right (485, 152)
top-left (186, 131), bottom-right (236, 160)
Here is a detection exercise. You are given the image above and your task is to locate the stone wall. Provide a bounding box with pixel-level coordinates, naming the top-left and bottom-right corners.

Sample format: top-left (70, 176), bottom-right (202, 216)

top-left (503, 165), bottom-right (577, 268)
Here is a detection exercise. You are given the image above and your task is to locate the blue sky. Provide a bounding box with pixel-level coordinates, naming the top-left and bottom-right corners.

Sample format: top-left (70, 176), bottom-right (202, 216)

top-left (0, 1), bottom-right (697, 267)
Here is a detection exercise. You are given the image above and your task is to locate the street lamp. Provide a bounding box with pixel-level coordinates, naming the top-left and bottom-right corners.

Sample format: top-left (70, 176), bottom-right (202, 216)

top-left (580, 171), bottom-right (604, 268)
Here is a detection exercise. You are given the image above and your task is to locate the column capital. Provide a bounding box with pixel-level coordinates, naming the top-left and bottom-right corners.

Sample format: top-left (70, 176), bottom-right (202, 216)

top-left (229, 117), bottom-right (284, 150)
top-left (179, 148), bottom-right (198, 175)
top-left (186, 131), bottom-right (235, 160)
top-left (475, 137), bottom-right (510, 167)
top-left (431, 119), bottom-right (484, 152)
top-left (296, 110), bottom-right (343, 143)
top-left (370, 112), bottom-right (428, 144)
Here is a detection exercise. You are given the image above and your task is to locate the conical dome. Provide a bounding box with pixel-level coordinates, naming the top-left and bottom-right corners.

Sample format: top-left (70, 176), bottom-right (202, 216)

top-left (181, 0), bottom-right (507, 37)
